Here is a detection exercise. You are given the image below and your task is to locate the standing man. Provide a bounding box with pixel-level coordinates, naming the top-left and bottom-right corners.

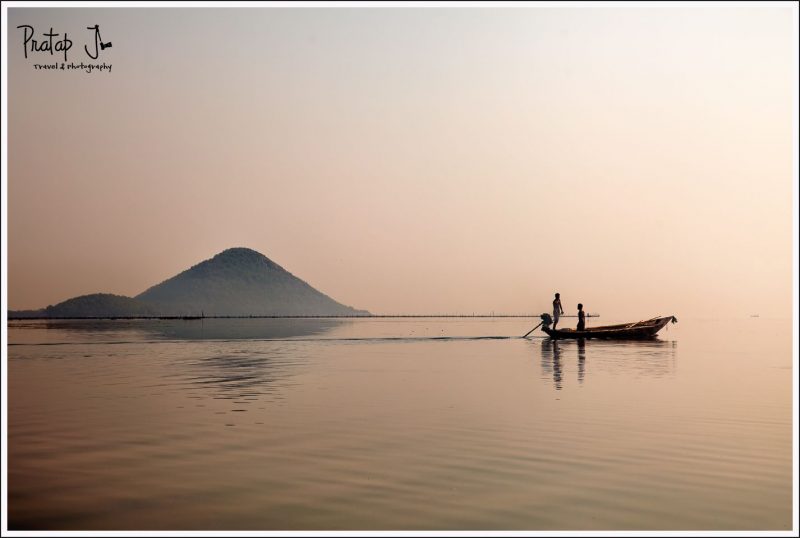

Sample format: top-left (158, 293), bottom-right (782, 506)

top-left (577, 303), bottom-right (586, 331)
top-left (553, 293), bottom-right (564, 330)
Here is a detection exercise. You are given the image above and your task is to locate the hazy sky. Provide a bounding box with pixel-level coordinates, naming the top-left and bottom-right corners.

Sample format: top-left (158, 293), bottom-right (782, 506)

top-left (6, 6), bottom-right (796, 317)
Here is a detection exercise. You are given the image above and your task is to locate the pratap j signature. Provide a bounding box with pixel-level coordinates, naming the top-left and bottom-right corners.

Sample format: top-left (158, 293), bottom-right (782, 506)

top-left (16, 24), bottom-right (112, 61)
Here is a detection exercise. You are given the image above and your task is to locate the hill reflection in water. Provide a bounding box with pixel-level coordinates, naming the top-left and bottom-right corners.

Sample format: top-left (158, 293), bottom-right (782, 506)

top-left (9, 317), bottom-right (348, 343)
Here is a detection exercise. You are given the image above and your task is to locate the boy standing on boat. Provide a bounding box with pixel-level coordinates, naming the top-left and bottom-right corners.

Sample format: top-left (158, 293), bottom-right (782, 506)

top-left (553, 293), bottom-right (564, 330)
top-left (577, 303), bottom-right (586, 331)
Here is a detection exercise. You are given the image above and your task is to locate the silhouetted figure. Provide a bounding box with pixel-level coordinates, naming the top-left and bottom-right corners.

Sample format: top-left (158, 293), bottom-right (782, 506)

top-left (577, 303), bottom-right (586, 331)
top-left (553, 293), bottom-right (564, 330)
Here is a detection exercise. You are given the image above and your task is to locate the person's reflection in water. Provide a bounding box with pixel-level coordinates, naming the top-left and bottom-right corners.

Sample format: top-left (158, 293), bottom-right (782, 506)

top-left (577, 338), bottom-right (586, 385)
top-left (540, 339), bottom-right (553, 381)
top-left (552, 340), bottom-right (563, 390)
top-left (540, 339), bottom-right (563, 390)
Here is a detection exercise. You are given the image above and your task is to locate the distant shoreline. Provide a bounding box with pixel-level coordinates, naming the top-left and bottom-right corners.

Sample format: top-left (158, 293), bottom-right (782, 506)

top-left (8, 314), bottom-right (599, 320)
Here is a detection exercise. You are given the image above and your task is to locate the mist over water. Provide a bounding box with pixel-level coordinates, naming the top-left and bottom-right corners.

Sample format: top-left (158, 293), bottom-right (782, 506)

top-left (7, 317), bottom-right (792, 530)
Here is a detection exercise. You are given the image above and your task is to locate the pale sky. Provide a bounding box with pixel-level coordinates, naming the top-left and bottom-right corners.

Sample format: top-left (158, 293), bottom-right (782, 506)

top-left (6, 6), bottom-right (796, 317)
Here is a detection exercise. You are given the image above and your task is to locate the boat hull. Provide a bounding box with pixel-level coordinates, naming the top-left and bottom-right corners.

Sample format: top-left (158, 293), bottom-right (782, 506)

top-left (542, 316), bottom-right (676, 340)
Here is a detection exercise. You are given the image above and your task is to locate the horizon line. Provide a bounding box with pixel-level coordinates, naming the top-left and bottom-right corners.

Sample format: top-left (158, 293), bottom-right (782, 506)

top-left (7, 314), bottom-right (601, 320)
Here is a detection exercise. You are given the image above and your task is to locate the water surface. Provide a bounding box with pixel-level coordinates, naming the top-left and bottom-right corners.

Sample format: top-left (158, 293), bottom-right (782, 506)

top-left (7, 317), bottom-right (793, 530)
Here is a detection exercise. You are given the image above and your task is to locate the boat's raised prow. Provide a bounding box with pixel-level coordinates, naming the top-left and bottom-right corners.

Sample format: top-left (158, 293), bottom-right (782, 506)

top-left (540, 314), bottom-right (677, 340)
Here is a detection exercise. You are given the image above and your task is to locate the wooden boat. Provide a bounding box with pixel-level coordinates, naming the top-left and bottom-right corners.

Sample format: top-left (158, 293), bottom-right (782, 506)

top-left (541, 315), bottom-right (677, 340)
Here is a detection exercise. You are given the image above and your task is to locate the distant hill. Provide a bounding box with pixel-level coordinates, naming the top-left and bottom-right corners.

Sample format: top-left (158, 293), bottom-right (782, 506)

top-left (10, 293), bottom-right (158, 318)
top-left (136, 248), bottom-right (367, 316)
top-left (9, 248), bottom-right (369, 318)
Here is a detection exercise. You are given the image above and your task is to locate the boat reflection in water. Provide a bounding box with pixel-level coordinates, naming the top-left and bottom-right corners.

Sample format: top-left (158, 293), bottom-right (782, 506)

top-left (540, 337), bottom-right (677, 390)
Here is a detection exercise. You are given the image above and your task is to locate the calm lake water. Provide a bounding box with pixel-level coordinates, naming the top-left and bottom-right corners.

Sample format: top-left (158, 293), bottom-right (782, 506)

top-left (7, 317), bottom-right (794, 530)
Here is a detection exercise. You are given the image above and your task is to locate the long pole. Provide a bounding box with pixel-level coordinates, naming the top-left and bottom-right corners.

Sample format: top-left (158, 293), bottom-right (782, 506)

top-left (523, 321), bottom-right (543, 338)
